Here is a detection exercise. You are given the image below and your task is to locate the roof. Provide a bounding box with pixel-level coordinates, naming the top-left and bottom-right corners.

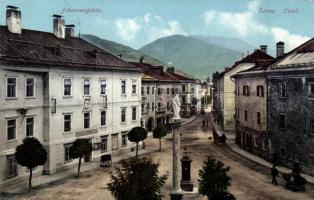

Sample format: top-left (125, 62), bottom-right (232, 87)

top-left (168, 71), bottom-right (195, 82)
top-left (0, 25), bottom-right (140, 71)
top-left (217, 49), bottom-right (274, 78)
top-left (130, 62), bottom-right (180, 82)
top-left (267, 38), bottom-right (314, 72)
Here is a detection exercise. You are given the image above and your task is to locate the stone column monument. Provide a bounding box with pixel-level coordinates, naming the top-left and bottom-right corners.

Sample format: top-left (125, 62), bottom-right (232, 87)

top-left (170, 94), bottom-right (183, 200)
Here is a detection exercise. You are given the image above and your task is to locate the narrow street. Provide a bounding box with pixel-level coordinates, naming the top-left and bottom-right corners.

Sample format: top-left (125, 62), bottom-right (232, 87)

top-left (12, 110), bottom-right (314, 200)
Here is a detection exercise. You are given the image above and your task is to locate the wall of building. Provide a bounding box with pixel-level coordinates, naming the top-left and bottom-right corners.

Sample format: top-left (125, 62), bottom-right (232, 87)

top-left (268, 75), bottom-right (314, 175)
top-left (141, 81), bottom-right (156, 132)
top-left (222, 63), bottom-right (254, 130)
top-left (235, 75), bottom-right (268, 158)
top-left (0, 68), bottom-right (45, 183)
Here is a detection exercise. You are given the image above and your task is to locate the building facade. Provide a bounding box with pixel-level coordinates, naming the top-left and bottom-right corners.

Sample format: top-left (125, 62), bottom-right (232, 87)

top-left (213, 49), bottom-right (273, 131)
top-left (0, 7), bottom-right (141, 186)
top-left (267, 38), bottom-right (314, 175)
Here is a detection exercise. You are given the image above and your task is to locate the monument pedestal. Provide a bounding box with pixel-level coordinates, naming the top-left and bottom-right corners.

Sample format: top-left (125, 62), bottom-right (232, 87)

top-left (181, 147), bottom-right (194, 191)
top-left (170, 191), bottom-right (183, 200)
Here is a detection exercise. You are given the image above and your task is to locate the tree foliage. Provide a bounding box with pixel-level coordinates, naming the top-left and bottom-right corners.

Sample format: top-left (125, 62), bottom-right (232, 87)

top-left (153, 125), bottom-right (168, 152)
top-left (128, 126), bottom-right (147, 158)
top-left (107, 157), bottom-right (167, 200)
top-left (198, 156), bottom-right (235, 200)
top-left (69, 139), bottom-right (93, 177)
top-left (15, 137), bottom-right (47, 190)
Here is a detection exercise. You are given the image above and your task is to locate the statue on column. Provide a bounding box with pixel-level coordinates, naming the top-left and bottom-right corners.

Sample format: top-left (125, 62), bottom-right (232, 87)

top-left (172, 94), bottom-right (181, 120)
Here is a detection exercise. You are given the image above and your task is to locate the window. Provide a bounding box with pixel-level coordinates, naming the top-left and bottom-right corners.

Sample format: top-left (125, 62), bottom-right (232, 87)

top-left (122, 133), bottom-right (128, 147)
top-left (141, 87), bottom-right (144, 95)
top-left (279, 114), bottom-right (285, 129)
top-left (257, 85), bottom-right (264, 97)
top-left (121, 80), bottom-right (126, 95)
top-left (279, 83), bottom-right (287, 98)
top-left (254, 136), bottom-right (258, 147)
top-left (237, 86), bottom-right (240, 96)
top-left (311, 119), bottom-right (314, 134)
top-left (112, 134), bottom-right (119, 150)
top-left (237, 108), bottom-right (240, 119)
top-left (64, 79), bottom-right (72, 96)
top-left (121, 107), bottom-right (126, 123)
top-left (84, 112), bottom-right (90, 129)
top-left (309, 155), bottom-right (314, 166)
top-left (167, 102), bottom-right (170, 110)
top-left (100, 136), bottom-right (108, 153)
top-left (26, 78), bottom-right (35, 97)
top-left (141, 103), bottom-right (145, 114)
top-left (7, 78), bottom-right (16, 98)
top-left (171, 88), bottom-right (175, 95)
top-left (158, 88), bottom-right (162, 95)
top-left (101, 111), bottom-right (106, 126)
top-left (244, 110), bottom-right (248, 121)
top-left (7, 119), bottom-right (16, 140)
top-left (132, 107), bottom-right (137, 121)
top-left (280, 147), bottom-right (286, 158)
top-left (100, 80), bottom-right (106, 95)
top-left (7, 155), bottom-right (17, 177)
top-left (83, 79), bottom-right (90, 95)
top-left (64, 114), bottom-right (71, 132)
top-left (152, 103), bottom-right (155, 111)
top-left (309, 83), bottom-right (314, 98)
top-left (152, 87), bottom-right (155, 94)
top-left (26, 117), bottom-right (34, 137)
top-left (167, 88), bottom-right (170, 94)
top-left (64, 143), bottom-right (72, 162)
top-left (257, 112), bottom-right (261, 125)
top-left (182, 85), bottom-right (186, 93)
top-left (147, 103), bottom-right (150, 111)
top-left (243, 86), bottom-right (250, 96)
top-left (147, 87), bottom-right (150, 95)
top-left (132, 81), bottom-right (137, 94)
top-left (157, 103), bottom-right (161, 111)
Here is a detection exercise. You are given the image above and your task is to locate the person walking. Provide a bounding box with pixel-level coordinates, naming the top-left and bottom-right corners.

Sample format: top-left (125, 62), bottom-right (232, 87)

top-left (202, 119), bottom-right (205, 127)
top-left (272, 165), bottom-right (279, 185)
top-left (206, 119), bottom-right (209, 127)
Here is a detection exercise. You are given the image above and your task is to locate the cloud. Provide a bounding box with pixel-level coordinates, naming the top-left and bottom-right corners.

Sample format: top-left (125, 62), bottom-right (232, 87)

top-left (149, 20), bottom-right (187, 41)
top-left (271, 27), bottom-right (310, 50)
top-left (115, 18), bottom-right (141, 41)
top-left (202, 0), bottom-right (309, 51)
top-left (113, 14), bottom-right (186, 44)
top-left (202, 0), bottom-right (268, 37)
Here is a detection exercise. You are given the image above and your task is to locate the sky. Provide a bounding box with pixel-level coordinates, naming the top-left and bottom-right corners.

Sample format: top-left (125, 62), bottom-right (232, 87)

top-left (0, 0), bottom-right (313, 52)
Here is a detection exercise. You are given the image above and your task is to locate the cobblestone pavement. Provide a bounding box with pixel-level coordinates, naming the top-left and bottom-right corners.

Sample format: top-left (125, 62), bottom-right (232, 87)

top-left (10, 111), bottom-right (314, 200)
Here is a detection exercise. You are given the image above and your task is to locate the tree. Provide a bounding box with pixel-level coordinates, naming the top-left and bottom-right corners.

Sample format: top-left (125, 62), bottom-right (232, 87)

top-left (153, 125), bottom-right (168, 152)
top-left (198, 156), bottom-right (236, 200)
top-left (15, 137), bottom-right (47, 191)
top-left (107, 157), bottom-right (167, 200)
top-left (128, 126), bottom-right (147, 158)
top-left (69, 139), bottom-right (93, 178)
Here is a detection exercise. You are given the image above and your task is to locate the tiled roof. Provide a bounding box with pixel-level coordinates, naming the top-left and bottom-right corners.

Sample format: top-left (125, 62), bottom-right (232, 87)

top-left (130, 62), bottom-right (180, 82)
top-left (0, 26), bottom-right (140, 71)
top-left (168, 71), bottom-right (195, 82)
top-left (218, 50), bottom-right (274, 78)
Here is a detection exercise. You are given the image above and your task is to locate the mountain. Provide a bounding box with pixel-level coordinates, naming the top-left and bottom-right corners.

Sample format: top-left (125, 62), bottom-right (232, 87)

top-left (192, 35), bottom-right (255, 53)
top-left (139, 35), bottom-right (242, 80)
top-left (81, 34), bottom-right (164, 66)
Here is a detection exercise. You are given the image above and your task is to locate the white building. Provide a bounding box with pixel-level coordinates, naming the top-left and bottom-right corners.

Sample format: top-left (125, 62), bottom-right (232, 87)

top-left (0, 6), bottom-right (141, 186)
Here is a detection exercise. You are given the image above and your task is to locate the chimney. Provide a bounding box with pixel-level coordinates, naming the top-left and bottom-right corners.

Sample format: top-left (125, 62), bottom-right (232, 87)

top-left (167, 67), bottom-right (175, 74)
top-left (65, 24), bottom-right (75, 37)
top-left (140, 56), bottom-right (144, 63)
top-left (260, 45), bottom-right (268, 54)
top-left (6, 6), bottom-right (21, 34)
top-left (276, 42), bottom-right (285, 58)
top-left (53, 14), bottom-right (65, 39)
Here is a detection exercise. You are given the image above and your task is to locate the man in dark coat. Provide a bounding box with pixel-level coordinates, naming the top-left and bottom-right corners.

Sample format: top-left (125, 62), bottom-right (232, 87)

top-left (272, 165), bottom-right (279, 185)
